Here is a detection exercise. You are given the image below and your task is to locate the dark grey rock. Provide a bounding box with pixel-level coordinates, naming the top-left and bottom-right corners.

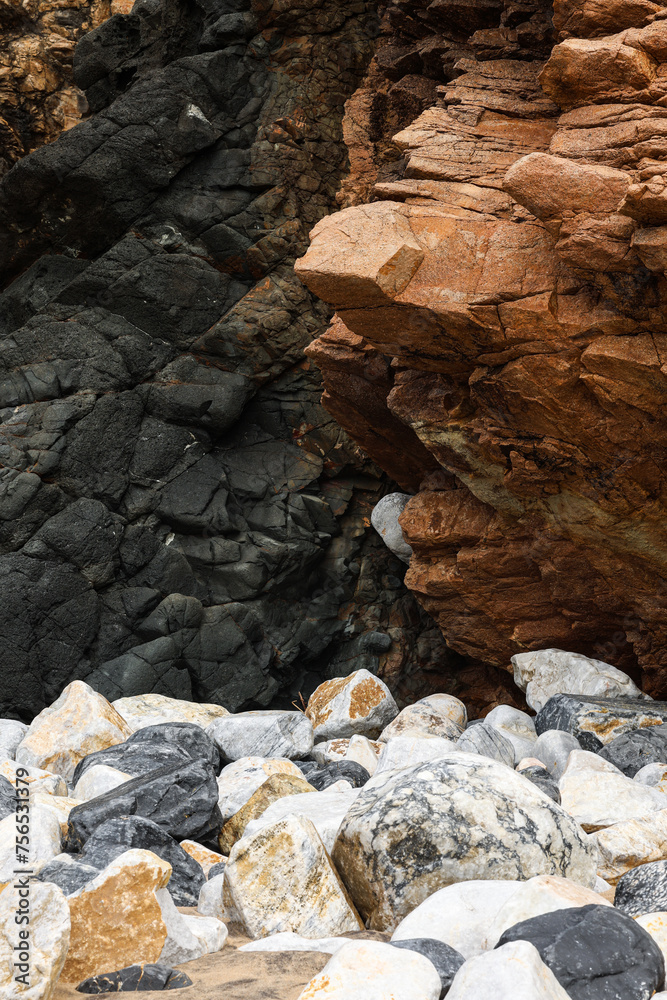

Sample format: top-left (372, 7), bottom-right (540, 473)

top-left (598, 729), bottom-right (667, 777)
top-left (391, 938), bottom-right (464, 998)
top-left (76, 963), bottom-right (192, 992)
top-left (36, 858), bottom-right (100, 896)
top-left (307, 760), bottom-right (370, 790)
top-left (66, 759), bottom-right (222, 851)
top-left (496, 904), bottom-right (665, 1000)
top-left (76, 815), bottom-right (205, 906)
top-left (456, 722), bottom-right (515, 767)
top-left (578, 731), bottom-right (604, 752)
top-left (615, 860), bottom-right (667, 918)
top-left (125, 722), bottom-right (221, 770)
top-left (516, 764), bottom-right (561, 804)
top-left (534, 695), bottom-right (667, 745)
top-left (72, 742), bottom-right (191, 785)
top-left (208, 860), bottom-right (226, 880)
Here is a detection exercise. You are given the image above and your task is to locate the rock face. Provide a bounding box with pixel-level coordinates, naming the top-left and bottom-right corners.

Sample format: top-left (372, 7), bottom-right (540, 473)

top-left (332, 753), bottom-right (597, 930)
top-left (295, 0), bottom-right (667, 698)
top-left (0, 0), bottom-right (473, 724)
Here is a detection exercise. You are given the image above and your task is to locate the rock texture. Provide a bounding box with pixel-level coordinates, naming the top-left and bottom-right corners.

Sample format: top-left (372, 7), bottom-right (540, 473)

top-left (296, 0), bottom-right (667, 696)
top-left (0, 0), bottom-right (471, 723)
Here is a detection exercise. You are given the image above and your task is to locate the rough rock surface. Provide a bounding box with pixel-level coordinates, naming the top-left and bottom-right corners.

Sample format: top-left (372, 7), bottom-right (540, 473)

top-left (295, 0), bottom-right (667, 697)
top-left (75, 963), bottom-right (193, 994)
top-left (0, 0), bottom-right (477, 724)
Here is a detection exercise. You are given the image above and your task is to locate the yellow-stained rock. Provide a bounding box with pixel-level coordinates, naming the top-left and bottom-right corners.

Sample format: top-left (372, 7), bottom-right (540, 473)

top-left (16, 681), bottom-right (131, 782)
top-left (217, 757), bottom-right (305, 822)
top-left (636, 912), bottom-right (667, 966)
top-left (180, 840), bottom-right (227, 875)
top-left (224, 815), bottom-right (363, 940)
top-left (0, 760), bottom-right (66, 797)
top-left (0, 880), bottom-right (70, 1000)
top-left (593, 809), bottom-right (667, 883)
top-left (113, 693), bottom-right (230, 731)
top-left (60, 849), bottom-right (171, 982)
top-left (306, 670), bottom-right (398, 741)
top-left (219, 773), bottom-right (315, 853)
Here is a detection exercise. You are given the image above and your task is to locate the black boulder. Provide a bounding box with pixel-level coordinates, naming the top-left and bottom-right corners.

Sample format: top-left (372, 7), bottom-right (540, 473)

top-left (76, 963), bottom-right (192, 992)
top-left (391, 938), bottom-right (464, 998)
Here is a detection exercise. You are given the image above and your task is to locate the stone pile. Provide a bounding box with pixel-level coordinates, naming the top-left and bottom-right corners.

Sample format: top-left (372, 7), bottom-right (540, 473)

top-left (4, 653), bottom-right (667, 997)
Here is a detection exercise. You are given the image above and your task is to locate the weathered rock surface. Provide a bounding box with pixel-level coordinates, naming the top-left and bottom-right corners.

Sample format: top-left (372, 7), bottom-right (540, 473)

top-left (216, 757), bottom-right (304, 822)
top-left (598, 728), bottom-right (667, 776)
top-left (593, 809), bottom-right (667, 883)
top-left (559, 749), bottom-right (667, 830)
top-left (332, 753), bottom-right (597, 930)
top-left (0, 880), bottom-right (70, 1000)
top-left (298, 939), bottom-right (442, 1000)
top-left (76, 963), bottom-right (193, 994)
top-left (536, 695), bottom-right (667, 744)
top-left (295, 0), bottom-right (667, 697)
top-left (615, 859), bottom-right (667, 917)
top-left (113, 694), bottom-right (229, 732)
top-left (243, 782), bottom-right (361, 852)
top-left (512, 649), bottom-right (644, 712)
top-left (306, 669), bottom-right (398, 741)
top-left (206, 712), bottom-right (314, 762)
top-left (447, 941), bottom-right (572, 1000)
top-left (218, 771), bottom-right (315, 853)
top-left (497, 904), bottom-right (666, 999)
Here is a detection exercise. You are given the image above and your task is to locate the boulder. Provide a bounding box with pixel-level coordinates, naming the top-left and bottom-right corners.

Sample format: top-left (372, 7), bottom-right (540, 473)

top-left (559, 749), bottom-right (667, 830)
top-left (370, 493), bottom-right (414, 563)
top-left (36, 855), bottom-right (100, 896)
top-left (124, 721), bottom-right (221, 770)
top-left (15, 681), bottom-right (131, 782)
top-left (615, 860), bottom-right (667, 917)
top-left (636, 913), bottom-right (667, 969)
top-left (0, 777), bottom-right (14, 822)
top-left (305, 670), bottom-right (398, 741)
top-left (76, 963), bottom-right (193, 993)
top-left (484, 706), bottom-right (537, 763)
top-left (598, 728), bottom-right (667, 776)
top-left (390, 938), bottom-right (465, 998)
top-left (0, 720), bottom-right (28, 760)
top-left (311, 736), bottom-right (381, 775)
top-left (482, 875), bottom-right (612, 949)
top-left (515, 762), bottom-right (561, 803)
top-left (179, 840), bottom-right (226, 875)
top-left (456, 724), bottom-right (515, 766)
top-left (447, 940), bottom-right (572, 999)
top-left (197, 872), bottom-right (226, 920)
top-left (497, 903), bottom-right (665, 1000)
top-left (333, 753), bottom-right (598, 930)
top-left (66, 759), bottom-right (222, 850)
top-left (0, 759), bottom-right (67, 797)
top-left (380, 703), bottom-right (463, 742)
top-left (244, 783), bottom-right (361, 852)
top-left (216, 757), bottom-right (304, 822)
top-left (635, 763), bottom-right (667, 789)
top-left (511, 649), bottom-right (644, 712)
top-left (307, 760), bottom-right (370, 790)
top-left (207, 711), bottom-right (314, 762)
top-left (593, 809), bottom-right (667, 883)
top-left (297, 939), bottom-right (441, 1000)
top-left (219, 772), bottom-right (315, 853)
top-left (76, 815), bottom-right (206, 906)
top-left (534, 731), bottom-right (581, 780)
top-left (112, 693), bottom-right (230, 731)
top-left (224, 815), bottom-right (363, 939)
top-left (0, 804), bottom-right (62, 881)
top-left (374, 735), bottom-right (460, 775)
top-left (73, 764), bottom-right (133, 801)
top-left (535, 695), bottom-right (667, 745)
top-left (417, 694), bottom-right (467, 729)
top-left (71, 743), bottom-right (191, 785)
top-left (157, 899), bottom-right (227, 966)
top-left (0, 880), bottom-right (70, 1000)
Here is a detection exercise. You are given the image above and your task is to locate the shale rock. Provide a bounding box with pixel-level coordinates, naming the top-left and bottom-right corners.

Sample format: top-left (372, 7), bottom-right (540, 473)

top-left (615, 860), bottom-right (667, 917)
top-left (497, 904), bottom-right (666, 1000)
top-left (76, 815), bottom-right (206, 906)
top-left (224, 815), bottom-right (363, 939)
top-left (76, 963), bottom-right (193, 993)
top-left (66, 759), bottom-right (221, 850)
top-left (206, 712), bottom-right (314, 762)
top-left (306, 670), bottom-right (398, 741)
top-left (16, 681), bottom-right (131, 782)
top-left (332, 753), bottom-right (597, 930)
top-left (298, 939), bottom-right (441, 1000)
top-left (0, 880), bottom-right (70, 1000)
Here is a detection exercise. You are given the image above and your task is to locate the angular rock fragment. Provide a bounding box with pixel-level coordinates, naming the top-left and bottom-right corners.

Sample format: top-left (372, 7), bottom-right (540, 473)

top-left (615, 860), bottom-right (667, 917)
top-left (244, 783), bottom-right (361, 852)
top-left (598, 728), bottom-right (667, 776)
top-left (0, 804), bottom-right (62, 880)
top-left (593, 809), bottom-right (667, 883)
top-left (73, 764), bottom-right (133, 801)
top-left (298, 939), bottom-right (441, 1000)
top-left (333, 753), bottom-right (597, 930)
top-left (306, 669), bottom-right (398, 741)
top-left (216, 757), bottom-right (304, 822)
top-left (16, 681), bottom-right (131, 782)
top-left (307, 760), bottom-right (370, 790)
top-left (224, 815), bottom-right (363, 939)
top-left (380, 702), bottom-right (463, 742)
top-left (535, 694), bottom-right (667, 745)
top-left (66, 759), bottom-right (221, 850)
top-left (113, 693), bottom-right (230, 732)
top-left (219, 772), bottom-right (315, 853)
top-left (179, 840), bottom-right (225, 875)
top-left (76, 963), bottom-right (193, 993)
top-left (206, 711), bottom-right (314, 762)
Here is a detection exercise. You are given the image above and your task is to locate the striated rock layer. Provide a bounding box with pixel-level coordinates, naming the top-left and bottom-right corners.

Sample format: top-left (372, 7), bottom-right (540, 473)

top-left (297, 0), bottom-right (667, 694)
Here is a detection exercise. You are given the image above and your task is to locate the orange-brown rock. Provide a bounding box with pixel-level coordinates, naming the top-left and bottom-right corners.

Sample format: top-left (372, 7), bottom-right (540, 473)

top-left (296, 0), bottom-right (667, 696)
top-left (219, 772), bottom-right (315, 854)
top-left (0, 0), bottom-right (115, 175)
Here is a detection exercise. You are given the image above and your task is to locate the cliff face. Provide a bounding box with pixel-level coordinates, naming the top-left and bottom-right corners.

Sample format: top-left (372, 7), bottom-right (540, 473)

top-left (297, 0), bottom-right (667, 695)
top-left (1, 0), bottom-right (506, 719)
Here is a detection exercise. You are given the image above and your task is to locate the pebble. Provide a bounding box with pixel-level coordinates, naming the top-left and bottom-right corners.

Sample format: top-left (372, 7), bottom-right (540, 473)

top-left (0, 881), bottom-right (70, 999)
top-left (534, 730), bottom-right (580, 780)
top-left (76, 963), bottom-right (193, 994)
top-left (224, 814), bottom-right (363, 939)
top-left (206, 711), bottom-right (314, 761)
top-left (456, 724), bottom-right (515, 766)
top-left (511, 648), bottom-right (644, 712)
top-left (305, 669), bottom-right (398, 741)
top-left (333, 753), bottom-right (597, 930)
top-left (497, 903), bottom-right (665, 1000)
top-left (615, 859), bottom-right (667, 917)
top-left (112, 692), bottom-right (230, 731)
top-left (447, 940), bottom-right (571, 999)
top-left (558, 749), bottom-right (667, 830)
top-left (298, 939), bottom-right (441, 1000)
top-left (16, 681), bottom-right (131, 782)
